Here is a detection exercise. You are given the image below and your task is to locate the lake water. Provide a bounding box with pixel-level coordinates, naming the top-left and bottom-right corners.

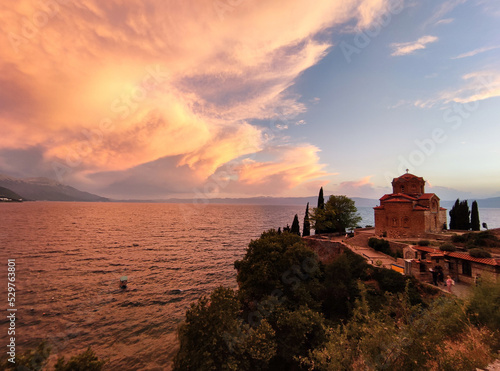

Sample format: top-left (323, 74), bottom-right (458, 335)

top-left (0, 202), bottom-right (498, 370)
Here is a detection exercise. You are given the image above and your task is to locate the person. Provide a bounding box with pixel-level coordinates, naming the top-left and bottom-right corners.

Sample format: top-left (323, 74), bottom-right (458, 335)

top-left (430, 268), bottom-right (438, 286)
top-left (446, 275), bottom-right (455, 293)
top-left (437, 266), bottom-right (444, 286)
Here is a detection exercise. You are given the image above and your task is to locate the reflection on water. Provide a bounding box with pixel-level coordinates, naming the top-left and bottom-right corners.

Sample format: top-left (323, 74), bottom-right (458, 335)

top-left (0, 202), bottom-right (497, 369)
top-left (0, 202), bottom-right (305, 369)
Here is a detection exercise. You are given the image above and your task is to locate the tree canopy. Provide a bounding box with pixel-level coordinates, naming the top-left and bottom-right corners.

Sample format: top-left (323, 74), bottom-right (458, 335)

top-left (449, 199), bottom-right (471, 230)
top-left (311, 195), bottom-right (362, 234)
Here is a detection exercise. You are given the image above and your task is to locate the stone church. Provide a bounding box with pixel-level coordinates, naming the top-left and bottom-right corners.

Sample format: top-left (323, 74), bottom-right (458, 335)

top-left (374, 173), bottom-right (447, 238)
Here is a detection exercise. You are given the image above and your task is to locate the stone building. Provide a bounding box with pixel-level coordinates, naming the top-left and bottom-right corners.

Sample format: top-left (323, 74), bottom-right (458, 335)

top-left (404, 245), bottom-right (500, 284)
top-left (374, 172), bottom-right (447, 238)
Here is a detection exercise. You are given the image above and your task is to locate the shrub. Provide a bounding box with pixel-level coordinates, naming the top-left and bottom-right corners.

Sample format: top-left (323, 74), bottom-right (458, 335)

top-left (468, 248), bottom-right (492, 259)
top-left (451, 234), bottom-right (466, 243)
top-left (365, 225), bottom-right (373, 228)
top-left (465, 241), bottom-right (477, 250)
top-left (417, 240), bottom-right (430, 246)
top-left (440, 243), bottom-right (457, 252)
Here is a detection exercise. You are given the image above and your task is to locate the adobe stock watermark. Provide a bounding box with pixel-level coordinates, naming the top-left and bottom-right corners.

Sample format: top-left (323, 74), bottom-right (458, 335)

top-left (340, 0), bottom-right (404, 63)
top-left (7, 0), bottom-right (70, 54)
top-left (384, 75), bottom-right (495, 183)
top-left (51, 64), bottom-right (168, 182)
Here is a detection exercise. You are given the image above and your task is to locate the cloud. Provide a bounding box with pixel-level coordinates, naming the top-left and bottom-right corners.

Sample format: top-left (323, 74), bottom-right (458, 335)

top-left (332, 176), bottom-right (387, 198)
top-left (435, 18), bottom-right (454, 26)
top-left (451, 45), bottom-right (500, 59)
top-left (0, 0), bottom-right (394, 197)
top-left (415, 70), bottom-right (500, 107)
top-left (422, 0), bottom-right (466, 28)
top-left (390, 35), bottom-right (438, 56)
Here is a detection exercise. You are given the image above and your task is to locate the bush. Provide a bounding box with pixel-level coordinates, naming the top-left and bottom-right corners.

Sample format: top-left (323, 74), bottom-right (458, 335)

top-left (440, 243), bottom-right (457, 252)
top-left (465, 241), bottom-right (477, 250)
top-left (451, 234), bottom-right (466, 243)
top-left (417, 240), bottom-right (430, 246)
top-left (54, 347), bottom-right (106, 371)
top-left (368, 238), bottom-right (401, 259)
top-left (468, 248), bottom-right (492, 258)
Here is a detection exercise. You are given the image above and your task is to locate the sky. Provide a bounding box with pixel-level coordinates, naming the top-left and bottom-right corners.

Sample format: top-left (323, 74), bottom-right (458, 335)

top-left (1, 0), bottom-right (499, 200)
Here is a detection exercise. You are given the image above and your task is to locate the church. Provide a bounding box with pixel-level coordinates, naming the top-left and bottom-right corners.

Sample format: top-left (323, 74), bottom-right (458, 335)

top-left (374, 172), bottom-right (447, 238)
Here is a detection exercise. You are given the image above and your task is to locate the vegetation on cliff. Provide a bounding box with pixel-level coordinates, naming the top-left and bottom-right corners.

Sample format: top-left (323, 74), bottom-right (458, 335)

top-left (174, 230), bottom-right (500, 370)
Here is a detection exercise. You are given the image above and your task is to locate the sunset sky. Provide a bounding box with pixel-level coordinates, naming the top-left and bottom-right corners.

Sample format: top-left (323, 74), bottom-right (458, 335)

top-left (1, 0), bottom-right (499, 200)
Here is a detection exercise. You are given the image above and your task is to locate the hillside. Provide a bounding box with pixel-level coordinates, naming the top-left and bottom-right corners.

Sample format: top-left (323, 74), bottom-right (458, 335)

top-left (0, 174), bottom-right (109, 202)
top-left (0, 186), bottom-right (24, 201)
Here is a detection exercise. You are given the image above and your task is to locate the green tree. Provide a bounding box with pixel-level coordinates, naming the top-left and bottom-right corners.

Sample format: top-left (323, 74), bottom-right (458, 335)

top-left (302, 202), bottom-right (311, 237)
top-left (471, 200), bottom-right (480, 231)
top-left (449, 199), bottom-right (460, 229)
top-left (459, 200), bottom-right (471, 230)
top-left (234, 230), bottom-right (322, 310)
top-left (315, 188), bottom-right (326, 234)
top-left (449, 199), bottom-right (471, 230)
top-left (173, 287), bottom-right (276, 370)
top-left (54, 347), bottom-right (106, 371)
top-left (317, 187), bottom-right (324, 210)
top-left (269, 306), bottom-right (328, 370)
top-left (311, 195), bottom-right (362, 234)
top-left (291, 214), bottom-right (300, 236)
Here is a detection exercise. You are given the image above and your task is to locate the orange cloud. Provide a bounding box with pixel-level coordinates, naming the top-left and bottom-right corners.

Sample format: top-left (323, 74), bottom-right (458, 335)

top-left (0, 0), bottom-right (394, 196)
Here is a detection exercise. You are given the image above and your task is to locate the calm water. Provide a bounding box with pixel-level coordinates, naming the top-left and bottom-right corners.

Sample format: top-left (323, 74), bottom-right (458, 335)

top-left (0, 202), bottom-right (307, 370)
top-left (0, 202), bottom-right (498, 370)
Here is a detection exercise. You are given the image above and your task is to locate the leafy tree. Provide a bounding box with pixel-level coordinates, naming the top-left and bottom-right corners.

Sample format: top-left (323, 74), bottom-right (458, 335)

top-left (269, 306), bottom-right (328, 370)
top-left (234, 230), bottom-right (322, 310)
top-left (471, 200), bottom-right (480, 231)
top-left (311, 195), bottom-right (362, 234)
top-left (173, 287), bottom-right (276, 370)
top-left (54, 347), bottom-right (106, 371)
top-left (290, 214), bottom-right (300, 236)
top-left (302, 202), bottom-right (311, 237)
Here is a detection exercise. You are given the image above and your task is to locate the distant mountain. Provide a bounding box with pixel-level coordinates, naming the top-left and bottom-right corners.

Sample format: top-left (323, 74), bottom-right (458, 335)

top-left (0, 174), bottom-right (109, 202)
top-left (114, 196), bottom-right (380, 207)
top-left (0, 186), bottom-right (24, 201)
top-left (441, 197), bottom-right (500, 209)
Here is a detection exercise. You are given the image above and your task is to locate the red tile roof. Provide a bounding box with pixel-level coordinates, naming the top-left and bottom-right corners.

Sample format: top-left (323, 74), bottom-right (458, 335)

top-left (413, 205), bottom-right (429, 211)
top-left (394, 173), bottom-right (424, 181)
top-left (413, 245), bottom-right (500, 266)
top-left (417, 193), bottom-right (438, 200)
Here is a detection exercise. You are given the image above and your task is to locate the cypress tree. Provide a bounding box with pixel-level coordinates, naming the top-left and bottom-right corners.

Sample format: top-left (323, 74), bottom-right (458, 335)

top-left (317, 187), bottom-right (325, 209)
top-left (449, 199), bottom-right (460, 230)
top-left (291, 214), bottom-right (300, 236)
top-left (303, 202), bottom-right (311, 237)
top-left (471, 200), bottom-right (480, 231)
top-left (315, 188), bottom-right (325, 234)
top-left (457, 200), bottom-right (470, 230)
